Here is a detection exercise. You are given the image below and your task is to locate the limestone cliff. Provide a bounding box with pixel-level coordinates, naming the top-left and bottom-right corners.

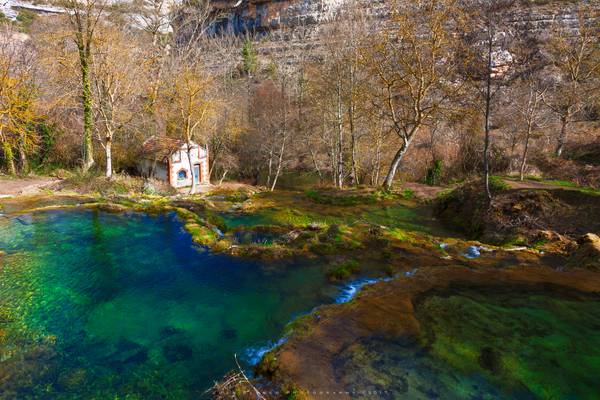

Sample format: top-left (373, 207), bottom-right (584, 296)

top-left (203, 0), bottom-right (598, 70)
top-left (209, 0), bottom-right (349, 34)
top-left (209, 0), bottom-right (597, 36)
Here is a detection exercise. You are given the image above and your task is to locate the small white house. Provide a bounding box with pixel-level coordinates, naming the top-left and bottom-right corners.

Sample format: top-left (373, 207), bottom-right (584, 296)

top-left (139, 136), bottom-right (210, 189)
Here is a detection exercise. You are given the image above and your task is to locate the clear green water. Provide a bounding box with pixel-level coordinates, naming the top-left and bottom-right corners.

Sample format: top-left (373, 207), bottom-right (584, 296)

top-left (335, 287), bottom-right (600, 400)
top-left (415, 288), bottom-right (600, 399)
top-left (3, 210), bottom-right (599, 399)
top-left (0, 210), bottom-right (338, 399)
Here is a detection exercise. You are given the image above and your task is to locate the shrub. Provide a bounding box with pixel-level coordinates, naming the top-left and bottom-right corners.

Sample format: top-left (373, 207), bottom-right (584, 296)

top-left (402, 188), bottom-right (415, 199)
top-left (327, 259), bottom-right (360, 281)
top-left (489, 176), bottom-right (510, 191)
top-left (425, 160), bottom-right (443, 186)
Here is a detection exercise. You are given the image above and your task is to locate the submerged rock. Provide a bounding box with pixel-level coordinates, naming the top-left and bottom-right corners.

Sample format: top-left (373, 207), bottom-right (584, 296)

top-left (57, 368), bottom-right (88, 390)
top-left (478, 347), bottom-right (503, 374)
top-left (162, 343), bottom-right (194, 362)
top-left (220, 327), bottom-right (238, 340)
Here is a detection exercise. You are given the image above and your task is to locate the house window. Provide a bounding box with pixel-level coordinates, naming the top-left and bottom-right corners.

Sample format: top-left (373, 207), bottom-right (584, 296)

top-left (173, 151), bottom-right (181, 163)
top-left (177, 169), bottom-right (188, 181)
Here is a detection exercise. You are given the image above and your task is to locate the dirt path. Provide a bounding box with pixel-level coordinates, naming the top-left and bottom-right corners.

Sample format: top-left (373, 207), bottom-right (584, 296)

top-left (503, 178), bottom-right (576, 191)
top-left (0, 176), bottom-right (60, 197)
top-left (400, 182), bottom-right (449, 199)
top-left (401, 179), bottom-right (585, 201)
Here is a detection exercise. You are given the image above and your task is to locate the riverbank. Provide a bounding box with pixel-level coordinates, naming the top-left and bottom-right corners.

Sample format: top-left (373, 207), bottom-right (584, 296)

top-left (256, 266), bottom-right (600, 399)
top-left (2, 179), bottom-right (600, 399)
top-left (0, 176), bottom-right (60, 197)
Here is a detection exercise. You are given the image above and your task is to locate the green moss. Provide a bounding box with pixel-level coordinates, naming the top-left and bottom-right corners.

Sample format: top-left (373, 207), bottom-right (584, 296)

top-left (416, 289), bottom-right (600, 399)
top-left (284, 314), bottom-right (315, 338)
top-left (206, 212), bottom-right (227, 232)
top-left (282, 383), bottom-right (309, 400)
top-left (309, 241), bottom-right (336, 255)
top-left (254, 351), bottom-right (279, 378)
top-left (388, 228), bottom-right (411, 242)
top-left (489, 176), bottom-right (510, 191)
top-left (501, 235), bottom-right (528, 247)
top-left (184, 222), bottom-right (216, 245)
top-left (305, 189), bottom-right (381, 206)
top-left (208, 188), bottom-right (253, 202)
top-left (327, 259), bottom-right (361, 282)
top-left (401, 188), bottom-right (415, 199)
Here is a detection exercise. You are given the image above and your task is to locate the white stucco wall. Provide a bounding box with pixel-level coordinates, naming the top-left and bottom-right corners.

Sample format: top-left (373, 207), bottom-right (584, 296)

top-left (169, 144), bottom-right (210, 188)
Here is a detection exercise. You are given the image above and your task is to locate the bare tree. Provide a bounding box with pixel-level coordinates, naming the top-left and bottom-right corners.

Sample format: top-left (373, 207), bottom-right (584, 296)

top-left (91, 26), bottom-right (145, 178)
top-left (460, 0), bottom-right (515, 200)
top-left (543, 7), bottom-right (600, 157)
top-left (60, 0), bottom-right (109, 171)
top-left (167, 63), bottom-right (215, 194)
top-left (510, 76), bottom-right (547, 181)
top-left (365, 0), bottom-right (463, 190)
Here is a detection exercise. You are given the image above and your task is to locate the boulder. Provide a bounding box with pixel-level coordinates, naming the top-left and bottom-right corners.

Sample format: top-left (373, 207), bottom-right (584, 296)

top-left (281, 229), bottom-right (303, 243)
top-left (570, 233), bottom-right (600, 270)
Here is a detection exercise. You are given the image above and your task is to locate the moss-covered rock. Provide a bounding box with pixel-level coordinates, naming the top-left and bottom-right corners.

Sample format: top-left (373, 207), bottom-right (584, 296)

top-left (435, 181), bottom-right (600, 248)
top-left (327, 259), bottom-right (361, 282)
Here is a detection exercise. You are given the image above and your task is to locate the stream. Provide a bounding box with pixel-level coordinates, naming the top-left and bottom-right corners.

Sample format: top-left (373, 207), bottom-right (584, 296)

top-left (0, 209), bottom-right (344, 398)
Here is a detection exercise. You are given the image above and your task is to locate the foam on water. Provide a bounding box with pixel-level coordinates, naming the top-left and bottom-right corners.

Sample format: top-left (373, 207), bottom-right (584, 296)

top-left (463, 245), bottom-right (481, 259)
top-left (243, 337), bottom-right (288, 366)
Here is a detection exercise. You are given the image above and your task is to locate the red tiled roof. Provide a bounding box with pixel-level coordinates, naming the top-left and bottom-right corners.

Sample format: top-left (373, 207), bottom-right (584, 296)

top-left (141, 136), bottom-right (185, 162)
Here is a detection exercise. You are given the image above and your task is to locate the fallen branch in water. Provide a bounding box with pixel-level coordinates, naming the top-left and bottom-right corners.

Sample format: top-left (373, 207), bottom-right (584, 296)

top-left (206, 354), bottom-right (267, 400)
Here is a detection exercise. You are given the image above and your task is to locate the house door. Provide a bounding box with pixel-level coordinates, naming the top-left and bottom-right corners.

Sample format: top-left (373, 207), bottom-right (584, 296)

top-left (193, 164), bottom-right (201, 184)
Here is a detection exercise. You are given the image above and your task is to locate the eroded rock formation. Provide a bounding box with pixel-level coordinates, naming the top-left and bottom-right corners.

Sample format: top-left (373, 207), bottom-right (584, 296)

top-left (210, 0), bottom-right (350, 33)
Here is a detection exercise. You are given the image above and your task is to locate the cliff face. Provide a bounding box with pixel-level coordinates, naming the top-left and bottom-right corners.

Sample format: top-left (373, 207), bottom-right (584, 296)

top-left (209, 0), bottom-right (596, 35)
top-left (206, 0), bottom-right (598, 66)
top-left (209, 0), bottom-right (348, 34)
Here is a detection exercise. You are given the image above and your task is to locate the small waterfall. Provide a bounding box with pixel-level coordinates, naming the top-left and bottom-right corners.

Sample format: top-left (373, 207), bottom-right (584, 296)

top-left (243, 337), bottom-right (288, 366)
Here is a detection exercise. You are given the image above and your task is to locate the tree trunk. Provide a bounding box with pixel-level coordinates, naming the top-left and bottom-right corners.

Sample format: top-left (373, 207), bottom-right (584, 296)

top-left (271, 134), bottom-right (287, 192)
top-left (483, 31), bottom-right (493, 202)
top-left (348, 63), bottom-right (359, 187)
top-left (79, 48), bottom-right (95, 172)
top-left (519, 123), bottom-right (532, 181)
top-left (18, 146), bottom-right (28, 175)
top-left (187, 143), bottom-right (196, 195)
top-left (336, 81), bottom-right (344, 189)
top-left (383, 137), bottom-right (412, 190)
top-left (349, 119), bottom-right (358, 187)
top-left (266, 146), bottom-right (274, 188)
top-left (555, 115), bottom-right (568, 157)
top-left (373, 138), bottom-right (382, 186)
top-left (307, 143), bottom-right (323, 181)
top-left (219, 170), bottom-right (228, 185)
top-left (272, 80), bottom-right (288, 192)
top-left (105, 137), bottom-right (113, 179)
top-left (2, 142), bottom-right (16, 176)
